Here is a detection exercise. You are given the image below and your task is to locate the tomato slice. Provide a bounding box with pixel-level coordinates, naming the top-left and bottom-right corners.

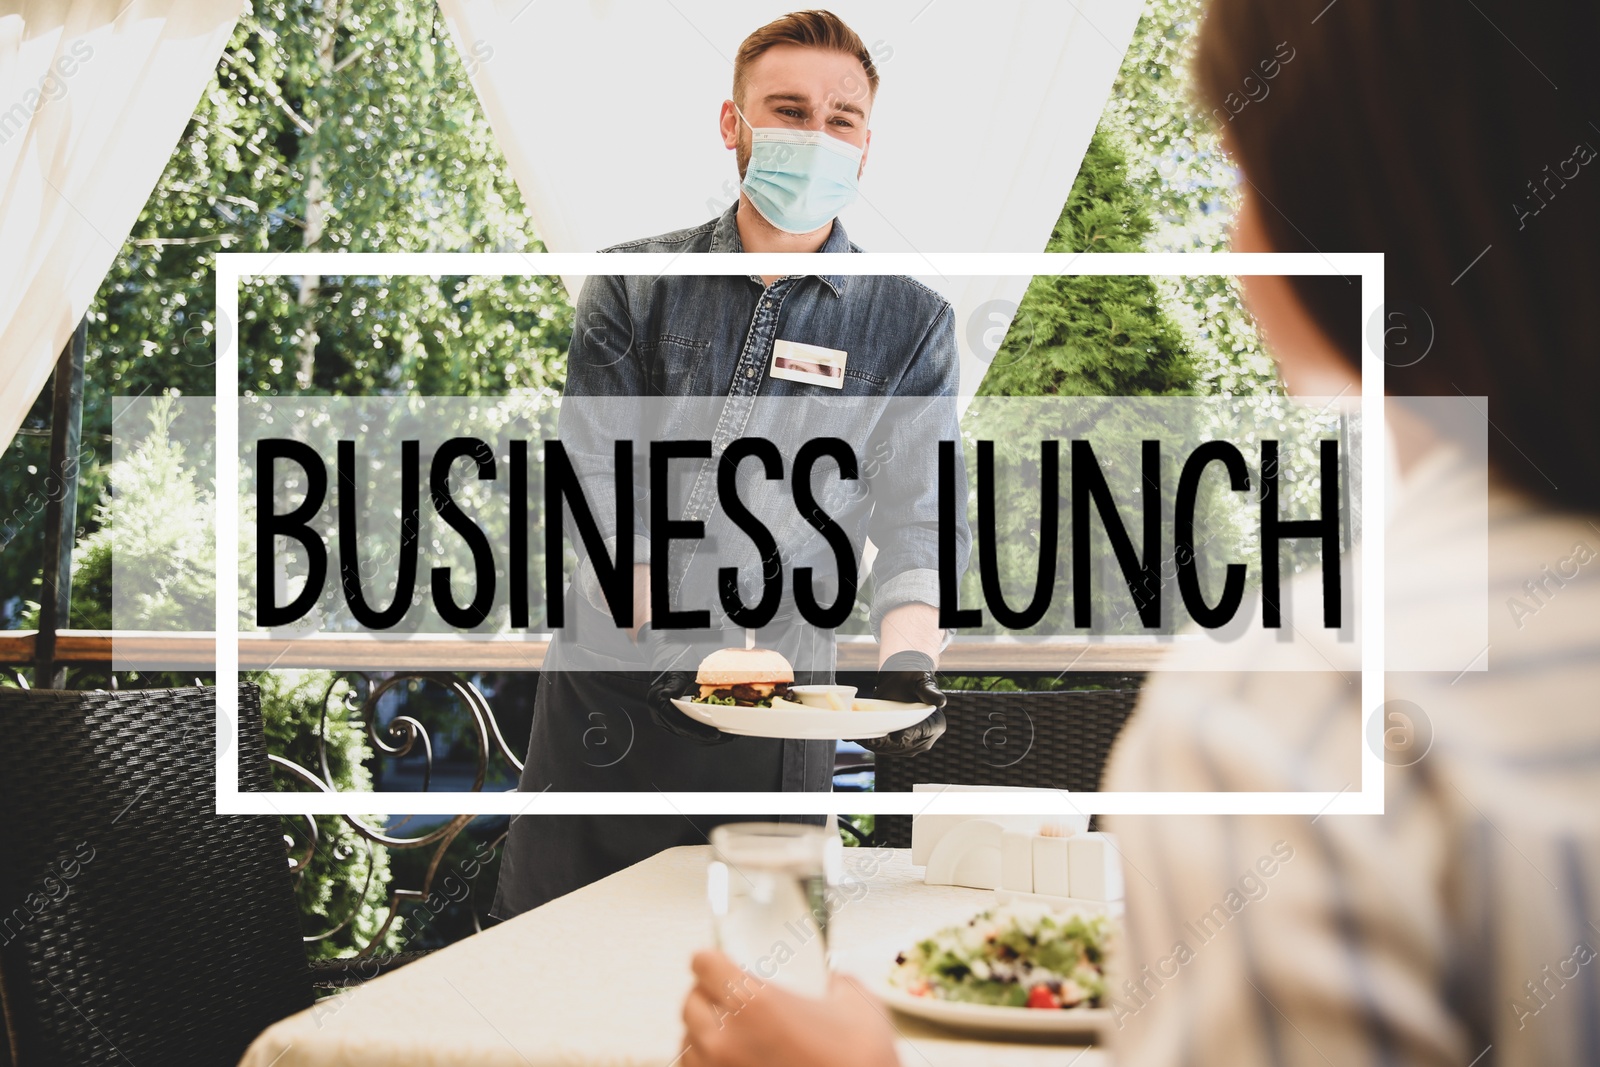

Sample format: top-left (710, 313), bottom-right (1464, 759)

top-left (1026, 985), bottom-right (1062, 1010)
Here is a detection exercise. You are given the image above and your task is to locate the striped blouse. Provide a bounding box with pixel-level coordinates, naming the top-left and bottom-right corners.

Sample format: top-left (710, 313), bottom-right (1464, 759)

top-left (1104, 441), bottom-right (1600, 1066)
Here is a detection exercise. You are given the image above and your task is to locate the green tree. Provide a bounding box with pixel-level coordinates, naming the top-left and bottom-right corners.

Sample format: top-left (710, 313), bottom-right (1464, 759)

top-left (238, 273), bottom-right (570, 398)
top-left (980, 128), bottom-right (1195, 398)
top-left (1096, 0), bottom-right (1338, 547)
top-left (18, 400), bottom-right (210, 687)
top-left (1097, 0), bottom-right (1235, 253)
top-left (1095, 0), bottom-right (1279, 397)
top-left (951, 127), bottom-right (1205, 649)
top-left (1, 0), bottom-right (558, 619)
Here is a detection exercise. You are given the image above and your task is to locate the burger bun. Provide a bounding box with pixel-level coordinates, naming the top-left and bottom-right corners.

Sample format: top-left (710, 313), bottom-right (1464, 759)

top-left (695, 647), bottom-right (795, 685)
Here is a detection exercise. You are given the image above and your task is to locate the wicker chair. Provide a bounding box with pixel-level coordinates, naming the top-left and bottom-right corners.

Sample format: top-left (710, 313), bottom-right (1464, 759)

top-left (872, 688), bottom-right (1141, 849)
top-left (0, 684), bottom-right (418, 1066)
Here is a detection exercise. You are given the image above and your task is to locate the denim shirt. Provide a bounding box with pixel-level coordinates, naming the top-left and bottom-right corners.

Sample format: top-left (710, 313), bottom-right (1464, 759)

top-left (564, 203), bottom-right (970, 643)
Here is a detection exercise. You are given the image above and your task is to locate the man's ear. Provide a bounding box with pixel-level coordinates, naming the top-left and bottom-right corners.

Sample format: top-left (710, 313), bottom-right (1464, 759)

top-left (858, 129), bottom-right (872, 177)
top-left (720, 99), bottom-right (740, 151)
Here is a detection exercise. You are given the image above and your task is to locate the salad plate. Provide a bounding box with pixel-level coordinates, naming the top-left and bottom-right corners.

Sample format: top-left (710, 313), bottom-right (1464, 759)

top-left (669, 696), bottom-right (935, 740)
top-left (882, 899), bottom-right (1117, 1038)
top-left (876, 984), bottom-right (1114, 1037)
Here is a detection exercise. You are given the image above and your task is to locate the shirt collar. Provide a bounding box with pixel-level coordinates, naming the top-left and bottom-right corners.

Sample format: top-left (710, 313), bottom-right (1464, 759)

top-left (710, 201), bottom-right (852, 296)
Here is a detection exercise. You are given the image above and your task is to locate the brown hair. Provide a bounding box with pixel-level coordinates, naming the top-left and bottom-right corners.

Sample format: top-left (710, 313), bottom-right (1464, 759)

top-left (1196, 1), bottom-right (1600, 512)
top-left (734, 10), bottom-right (878, 108)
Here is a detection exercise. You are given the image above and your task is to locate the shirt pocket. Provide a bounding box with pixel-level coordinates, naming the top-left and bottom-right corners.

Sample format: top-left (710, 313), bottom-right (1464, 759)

top-left (842, 366), bottom-right (888, 393)
top-left (639, 333), bottom-right (715, 395)
top-left (763, 364), bottom-right (889, 398)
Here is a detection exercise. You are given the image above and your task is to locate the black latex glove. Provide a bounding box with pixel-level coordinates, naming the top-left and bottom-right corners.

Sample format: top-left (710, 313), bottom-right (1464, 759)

top-left (645, 669), bottom-right (734, 745)
top-left (859, 650), bottom-right (947, 757)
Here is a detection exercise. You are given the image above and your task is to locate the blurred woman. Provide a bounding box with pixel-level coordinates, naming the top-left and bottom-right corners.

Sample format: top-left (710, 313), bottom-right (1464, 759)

top-left (681, 2), bottom-right (1600, 1064)
top-left (1106, 2), bottom-right (1600, 1065)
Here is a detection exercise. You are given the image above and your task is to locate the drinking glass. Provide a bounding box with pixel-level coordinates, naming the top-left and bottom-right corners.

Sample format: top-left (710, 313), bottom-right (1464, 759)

top-left (707, 823), bottom-right (840, 998)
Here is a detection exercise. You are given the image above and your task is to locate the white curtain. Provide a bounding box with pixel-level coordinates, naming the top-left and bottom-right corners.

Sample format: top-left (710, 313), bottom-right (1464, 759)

top-left (435, 0), bottom-right (1143, 396)
top-left (0, 0), bottom-right (241, 452)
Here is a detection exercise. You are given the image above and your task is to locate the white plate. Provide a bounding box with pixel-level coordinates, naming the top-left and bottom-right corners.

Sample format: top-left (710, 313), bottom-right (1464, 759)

top-left (669, 696), bottom-right (935, 740)
top-left (877, 982), bottom-right (1114, 1038)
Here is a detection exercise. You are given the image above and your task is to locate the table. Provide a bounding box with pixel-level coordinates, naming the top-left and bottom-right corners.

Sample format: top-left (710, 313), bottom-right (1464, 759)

top-left (239, 846), bottom-right (1111, 1067)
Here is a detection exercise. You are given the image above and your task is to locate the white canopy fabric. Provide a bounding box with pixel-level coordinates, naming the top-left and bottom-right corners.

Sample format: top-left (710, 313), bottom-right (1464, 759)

top-left (436, 0), bottom-right (1143, 395)
top-left (0, 0), bottom-right (241, 452)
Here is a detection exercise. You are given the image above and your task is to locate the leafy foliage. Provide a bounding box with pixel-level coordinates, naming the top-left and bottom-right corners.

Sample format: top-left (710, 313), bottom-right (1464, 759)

top-left (1096, 0), bottom-right (1279, 397)
top-left (1097, 0), bottom-right (1235, 254)
top-left (255, 668), bottom-right (399, 959)
top-left (1, 0), bottom-right (545, 619)
top-left (954, 129), bottom-right (1204, 646)
top-left (0, 429), bottom-right (108, 629)
top-left (947, 0), bottom-right (1300, 661)
top-left (239, 274), bottom-right (570, 397)
top-left (980, 129), bottom-right (1195, 398)
top-left (70, 401), bottom-right (214, 632)
top-left (1092, 0), bottom-right (1340, 548)
top-left (18, 400), bottom-right (210, 688)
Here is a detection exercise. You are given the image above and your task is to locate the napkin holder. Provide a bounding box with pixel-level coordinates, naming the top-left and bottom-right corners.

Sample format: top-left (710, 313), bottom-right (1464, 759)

top-left (909, 785), bottom-right (1089, 866)
top-left (912, 788), bottom-right (1093, 892)
top-left (921, 817), bottom-right (1126, 910)
top-left (1067, 831), bottom-right (1125, 902)
top-left (922, 819), bottom-right (1007, 889)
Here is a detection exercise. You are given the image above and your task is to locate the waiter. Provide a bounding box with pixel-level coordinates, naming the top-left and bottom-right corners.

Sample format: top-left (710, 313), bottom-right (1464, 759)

top-left (492, 9), bottom-right (969, 917)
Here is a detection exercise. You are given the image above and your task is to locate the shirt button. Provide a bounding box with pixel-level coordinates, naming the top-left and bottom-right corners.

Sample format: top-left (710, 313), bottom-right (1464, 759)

top-left (745, 368), bottom-right (756, 379)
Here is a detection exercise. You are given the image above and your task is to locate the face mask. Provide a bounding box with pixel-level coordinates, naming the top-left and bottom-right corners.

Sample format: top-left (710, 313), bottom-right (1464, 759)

top-left (736, 105), bottom-right (863, 235)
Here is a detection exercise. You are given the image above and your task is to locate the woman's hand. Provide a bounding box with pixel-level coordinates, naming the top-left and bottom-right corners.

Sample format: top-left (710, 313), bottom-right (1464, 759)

top-left (680, 950), bottom-right (901, 1067)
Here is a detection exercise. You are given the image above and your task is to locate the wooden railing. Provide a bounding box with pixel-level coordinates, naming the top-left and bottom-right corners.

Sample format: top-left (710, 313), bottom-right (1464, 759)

top-left (0, 629), bottom-right (1179, 673)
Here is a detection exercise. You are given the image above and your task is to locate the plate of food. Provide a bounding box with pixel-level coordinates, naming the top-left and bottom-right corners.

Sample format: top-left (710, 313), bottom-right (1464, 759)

top-left (670, 647), bottom-right (935, 740)
top-left (879, 900), bottom-right (1117, 1037)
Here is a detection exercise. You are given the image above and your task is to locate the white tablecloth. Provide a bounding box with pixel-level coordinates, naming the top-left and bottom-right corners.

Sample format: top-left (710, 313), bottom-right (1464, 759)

top-left (240, 845), bottom-right (1109, 1067)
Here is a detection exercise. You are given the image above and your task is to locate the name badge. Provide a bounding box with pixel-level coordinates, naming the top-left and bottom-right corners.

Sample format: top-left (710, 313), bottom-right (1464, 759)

top-left (769, 339), bottom-right (847, 389)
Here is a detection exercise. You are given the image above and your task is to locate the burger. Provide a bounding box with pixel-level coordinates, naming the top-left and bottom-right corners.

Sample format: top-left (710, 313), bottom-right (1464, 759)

top-left (694, 647), bottom-right (795, 707)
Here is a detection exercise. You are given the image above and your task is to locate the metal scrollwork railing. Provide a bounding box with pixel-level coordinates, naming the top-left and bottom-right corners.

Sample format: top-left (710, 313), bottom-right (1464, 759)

top-left (312, 670), bottom-right (524, 794)
top-left (266, 668), bottom-right (526, 957)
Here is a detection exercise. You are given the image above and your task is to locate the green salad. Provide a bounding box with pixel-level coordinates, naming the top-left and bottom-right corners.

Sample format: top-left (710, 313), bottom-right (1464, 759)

top-left (889, 901), bottom-right (1114, 1010)
top-left (697, 693), bottom-right (776, 707)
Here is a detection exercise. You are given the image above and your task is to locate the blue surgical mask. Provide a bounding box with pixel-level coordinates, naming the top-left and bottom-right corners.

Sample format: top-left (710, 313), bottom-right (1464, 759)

top-left (736, 105), bottom-right (863, 235)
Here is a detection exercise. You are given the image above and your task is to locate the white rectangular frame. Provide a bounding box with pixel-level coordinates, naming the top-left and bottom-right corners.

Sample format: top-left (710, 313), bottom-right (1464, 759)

top-left (215, 251), bottom-right (1384, 816)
